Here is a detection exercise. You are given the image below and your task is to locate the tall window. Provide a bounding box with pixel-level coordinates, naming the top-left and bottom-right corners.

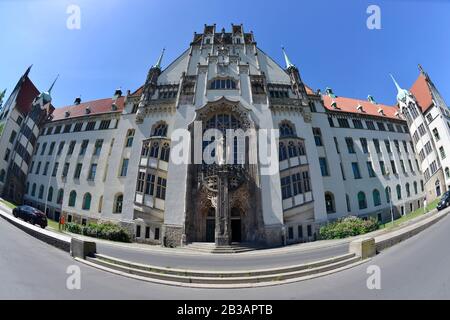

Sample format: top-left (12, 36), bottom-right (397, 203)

top-left (82, 193), bottom-right (92, 210)
top-left (79, 140), bottom-right (88, 156)
top-left (88, 164), bottom-right (97, 180)
top-left (120, 159), bottom-right (129, 177)
top-left (432, 128), bottom-right (440, 141)
top-left (312, 128), bottom-right (323, 146)
top-left (346, 138), bottom-right (355, 154)
top-left (74, 163), bottom-right (83, 179)
top-left (38, 185), bottom-right (44, 199)
top-left (93, 139), bottom-right (103, 156)
top-left (145, 174), bottom-right (156, 195)
top-left (47, 187), bottom-right (53, 202)
top-left (57, 141), bottom-right (65, 156)
top-left (52, 162), bottom-right (59, 177)
top-left (396, 184), bottom-right (402, 200)
top-left (319, 158), bottom-right (329, 176)
top-left (126, 129), bottom-right (135, 147)
top-left (150, 142), bottom-right (159, 158)
top-left (279, 142), bottom-right (288, 161)
top-left (281, 176), bottom-right (292, 200)
top-left (352, 162), bottom-right (361, 179)
top-left (325, 192), bottom-right (335, 214)
top-left (69, 191), bottom-right (77, 207)
top-left (414, 181), bottom-right (418, 195)
top-left (160, 143), bottom-right (170, 162)
top-left (67, 141), bottom-right (76, 155)
top-left (360, 138), bottom-right (368, 154)
top-left (367, 161), bottom-right (376, 178)
top-left (156, 177), bottom-right (167, 200)
top-left (31, 183), bottom-right (36, 197)
top-left (384, 140), bottom-right (391, 153)
top-left (57, 189), bottom-right (64, 205)
top-left (373, 139), bottom-right (381, 153)
top-left (358, 192), bottom-right (367, 210)
top-left (48, 142), bottom-right (55, 155)
top-left (373, 189), bottom-right (381, 206)
top-left (0, 169), bottom-right (5, 183)
top-left (406, 183), bottom-right (411, 198)
top-left (385, 186), bottom-right (391, 203)
top-left (114, 194), bottom-right (123, 213)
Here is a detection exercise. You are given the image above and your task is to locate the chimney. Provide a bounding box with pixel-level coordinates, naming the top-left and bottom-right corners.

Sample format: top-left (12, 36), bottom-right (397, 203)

top-left (114, 88), bottom-right (122, 99)
top-left (367, 95), bottom-right (377, 104)
top-left (74, 96), bottom-right (81, 105)
top-left (325, 87), bottom-right (336, 98)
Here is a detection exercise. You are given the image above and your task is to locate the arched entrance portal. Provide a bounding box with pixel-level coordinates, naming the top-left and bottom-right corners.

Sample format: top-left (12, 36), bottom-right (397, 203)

top-left (436, 180), bottom-right (442, 197)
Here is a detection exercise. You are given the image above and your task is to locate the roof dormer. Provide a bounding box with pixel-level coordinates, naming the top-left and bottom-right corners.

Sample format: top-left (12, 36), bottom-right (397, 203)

top-left (356, 104), bottom-right (364, 112)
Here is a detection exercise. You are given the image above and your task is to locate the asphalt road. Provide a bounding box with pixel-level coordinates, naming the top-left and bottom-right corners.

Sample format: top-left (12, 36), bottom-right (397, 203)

top-left (1, 213), bottom-right (450, 299)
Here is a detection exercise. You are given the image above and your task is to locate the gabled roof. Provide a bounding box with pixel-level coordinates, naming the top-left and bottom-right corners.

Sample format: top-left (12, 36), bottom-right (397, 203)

top-left (51, 96), bottom-right (125, 121)
top-left (410, 73), bottom-right (433, 113)
top-left (322, 94), bottom-right (401, 120)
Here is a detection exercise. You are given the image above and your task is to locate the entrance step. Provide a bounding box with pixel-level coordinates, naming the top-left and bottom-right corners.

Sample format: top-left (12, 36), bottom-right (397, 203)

top-left (183, 242), bottom-right (260, 254)
top-left (80, 252), bottom-right (364, 288)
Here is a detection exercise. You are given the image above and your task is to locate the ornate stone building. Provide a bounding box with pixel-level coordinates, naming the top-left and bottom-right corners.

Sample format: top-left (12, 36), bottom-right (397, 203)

top-left (1, 25), bottom-right (449, 248)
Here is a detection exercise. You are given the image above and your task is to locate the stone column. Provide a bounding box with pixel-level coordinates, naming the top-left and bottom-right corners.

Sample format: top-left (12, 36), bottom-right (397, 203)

top-left (216, 167), bottom-right (231, 246)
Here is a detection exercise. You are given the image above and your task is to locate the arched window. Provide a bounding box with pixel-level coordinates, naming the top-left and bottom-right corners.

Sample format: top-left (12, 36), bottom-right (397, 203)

top-left (152, 123), bottom-right (168, 137)
top-left (279, 142), bottom-right (288, 161)
top-left (31, 183), bottom-right (36, 197)
top-left (160, 143), bottom-right (170, 162)
top-left (82, 193), bottom-right (92, 210)
top-left (0, 169), bottom-right (5, 182)
top-left (288, 141), bottom-right (298, 158)
top-left (279, 122), bottom-right (296, 138)
top-left (98, 195), bottom-right (103, 213)
top-left (114, 194), bottom-right (123, 213)
top-left (446, 167), bottom-right (450, 179)
top-left (69, 191), bottom-right (77, 207)
top-left (414, 181), bottom-right (418, 195)
top-left (396, 184), bottom-right (402, 200)
top-left (420, 180), bottom-right (424, 192)
top-left (406, 183), bottom-right (411, 198)
top-left (358, 191), bottom-right (367, 210)
top-left (47, 186), bottom-right (53, 202)
top-left (57, 189), bottom-right (64, 205)
top-left (373, 189), bottom-right (381, 206)
top-left (385, 186), bottom-right (391, 203)
top-left (325, 192), bottom-right (335, 214)
top-left (149, 142), bottom-right (159, 158)
top-left (38, 185), bottom-right (44, 199)
top-left (436, 180), bottom-right (442, 197)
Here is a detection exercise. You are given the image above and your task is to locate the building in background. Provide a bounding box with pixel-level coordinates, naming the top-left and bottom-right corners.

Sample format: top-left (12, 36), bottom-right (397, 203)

top-left (1, 25), bottom-right (448, 247)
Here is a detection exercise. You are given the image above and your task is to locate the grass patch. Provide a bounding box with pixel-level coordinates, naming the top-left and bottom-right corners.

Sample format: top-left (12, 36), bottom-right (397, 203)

top-left (0, 199), bottom-right (17, 209)
top-left (380, 198), bottom-right (440, 229)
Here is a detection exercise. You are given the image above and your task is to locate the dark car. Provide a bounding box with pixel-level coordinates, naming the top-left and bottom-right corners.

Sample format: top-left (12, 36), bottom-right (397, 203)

top-left (12, 205), bottom-right (47, 228)
top-left (437, 192), bottom-right (450, 211)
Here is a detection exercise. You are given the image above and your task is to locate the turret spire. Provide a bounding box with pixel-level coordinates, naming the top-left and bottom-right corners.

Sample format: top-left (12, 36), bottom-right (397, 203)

top-left (154, 48), bottom-right (165, 69)
top-left (390, 74), bottom-right (409, 102)
top-left (282, 47), bottom-right (295, 69)
top-left (48, 74), bottom-right (59, 94)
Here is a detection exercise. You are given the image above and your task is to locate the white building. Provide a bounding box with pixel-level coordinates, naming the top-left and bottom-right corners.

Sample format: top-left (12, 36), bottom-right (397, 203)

top-left (1, 25), bottom-right (448, 247)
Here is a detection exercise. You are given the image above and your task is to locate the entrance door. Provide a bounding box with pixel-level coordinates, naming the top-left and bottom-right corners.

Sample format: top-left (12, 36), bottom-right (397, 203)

top-left (231, 219), bottom-right (241, 242)
top-left (206, 219), bottom-right (215, 242)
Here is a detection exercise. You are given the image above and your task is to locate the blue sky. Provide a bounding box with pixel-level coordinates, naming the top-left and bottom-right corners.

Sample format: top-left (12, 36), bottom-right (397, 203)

top-left (1, 0), bottom-right (449, 108)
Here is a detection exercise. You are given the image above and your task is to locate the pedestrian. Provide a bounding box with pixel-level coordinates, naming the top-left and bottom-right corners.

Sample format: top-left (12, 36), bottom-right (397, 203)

top-left (424, 196), bottom-right (428, 214)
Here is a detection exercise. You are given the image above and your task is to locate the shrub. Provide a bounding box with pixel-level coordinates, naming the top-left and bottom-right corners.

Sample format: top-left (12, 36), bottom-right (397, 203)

top-left (66, 222), bottom-right (131, 243)
top-left (319, 216), bottom-right (379, 240)
top-left (66, 222), bottom-right (82, 234)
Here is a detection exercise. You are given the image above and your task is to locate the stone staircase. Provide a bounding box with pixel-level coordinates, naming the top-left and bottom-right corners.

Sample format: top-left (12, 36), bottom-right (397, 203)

top-left (182, 242), bottom-right (260, 254)
top-left (80, 252), bottom-right (365, 288)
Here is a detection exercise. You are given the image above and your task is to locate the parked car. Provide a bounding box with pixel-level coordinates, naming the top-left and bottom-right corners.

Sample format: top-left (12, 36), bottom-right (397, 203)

top-left (437, 192), bottom-right (450, 211)
top-left (12, 205), bottom-right (47, 228)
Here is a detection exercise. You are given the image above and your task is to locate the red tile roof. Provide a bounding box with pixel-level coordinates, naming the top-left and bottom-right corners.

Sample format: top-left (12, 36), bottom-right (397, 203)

top-left (51, 96), bottom-right (125, 121)
top-left (16, 76), bottom-right (39, 115)
top-left (410, 74), bottom-right (433, 113)
top-left (322, 94), bottom-right (401, 120)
